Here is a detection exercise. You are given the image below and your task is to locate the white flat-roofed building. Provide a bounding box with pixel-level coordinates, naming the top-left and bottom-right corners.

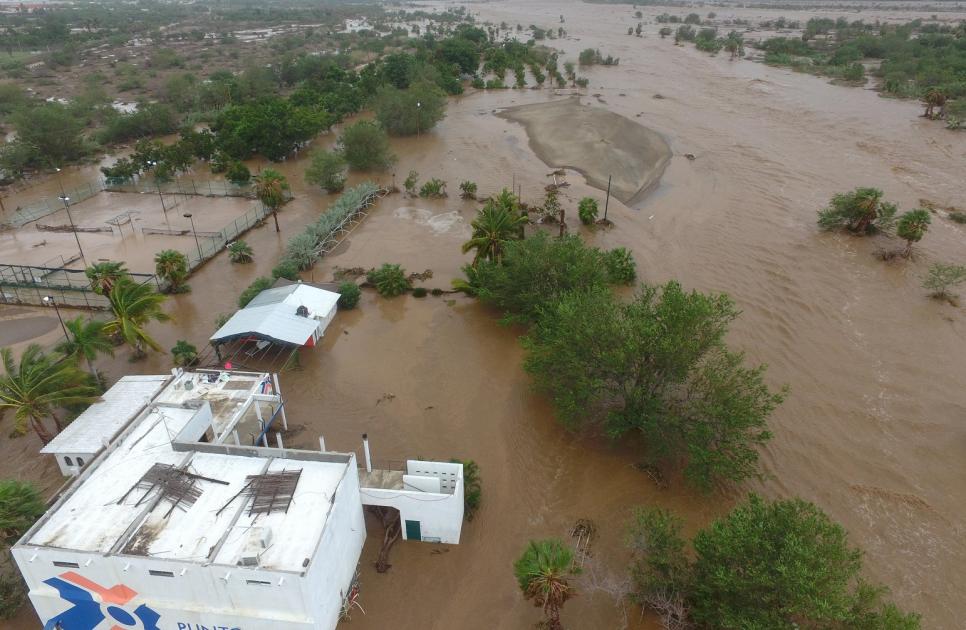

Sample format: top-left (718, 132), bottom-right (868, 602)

top-left (16, 369), bottom-right (465, 630)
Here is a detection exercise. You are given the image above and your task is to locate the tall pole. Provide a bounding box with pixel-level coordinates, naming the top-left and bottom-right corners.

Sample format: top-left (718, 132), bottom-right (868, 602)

top-left (416, 101), bottom-right (421, 137)
top-left (149, 161), bottom-right (167, 215)
top-left (183, 213), bottom-right (203, 262)
top-left (59, 195), bottom-right (86, 267)
top-left (603, 175), bottom-right (612, 222)
top-left (43, 296), bottom-right (69, 342)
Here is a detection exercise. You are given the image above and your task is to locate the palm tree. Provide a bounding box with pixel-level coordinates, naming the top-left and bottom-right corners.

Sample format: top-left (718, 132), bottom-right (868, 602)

top-left (154, 249), bottom-right (190, 293)
top-left (0, 345), bottom-right (99, 444)
top-left (171, 340), bottom-right (199, 367)
top-left (0, 480), bottom-right (46, 544)
top-left (85, 261), bottom-right (129, 295)
top-left (254, 169), bottom-right (290, 233)
top-left (514, 539), bottom-right (577, 630)
top-left (227, 240), bottom-right (254, 263)
top-left (896, 208), bottom-right (931, 256)
top-left (462, 200), bottom-right (528, 265)
top-left (55, 317), bottom-right (114, 376)
top-left (922, 87), bottom-right (947, 120)
top-left (104, 279), bottom-right (171, 359)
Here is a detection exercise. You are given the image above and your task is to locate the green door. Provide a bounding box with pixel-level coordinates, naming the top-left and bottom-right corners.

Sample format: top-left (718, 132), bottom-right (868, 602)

top-left (404, 519), bottom-right (421, 541)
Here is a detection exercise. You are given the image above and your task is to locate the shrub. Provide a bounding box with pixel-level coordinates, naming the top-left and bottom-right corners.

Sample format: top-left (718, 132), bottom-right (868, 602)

top-left (452, 458), bottom-right (482, 520)
top-left (227, 240), bottom-right (253, 264)
top-left (239, 276), bottom-right (273, 308)
top-left (373, 81), bottom-right (447, 136)
top-left (604, 247), bottom-right (637, 284)
top-left (460, 180), bottom-right (478, 199)
top-left (419, 178), bottom-right (447, 198)
top-left (0, 480), bottom-right (45, 544)
top-left (272, 258), bottom-right (300, 281)
top-left (923, 263), bottom-right (966, 300)
top-left (412, 287), bottom-right (428, 298)
top-left (285, 233), bottom-right (318, 271)
top-left (367, 263), bottom-right (411, 297)
top-left (404, 170), bottom-right (419, 195)
top-left (817, 188), bottom-right (897, 235)
top-left (171, 340), bottom-right (199, 367)
top-left (225, 161), bottom-right (251, 185)
top-left (578, 197), bottom-right (599, 225)
top-left (338, 281), bottom-right (362, 309)
top-left (949, 211), bottom-right (966, 223)
top-left (305, 150), bottom-right (347, 193)
top-left (154, 249), bottom-right (190, 293)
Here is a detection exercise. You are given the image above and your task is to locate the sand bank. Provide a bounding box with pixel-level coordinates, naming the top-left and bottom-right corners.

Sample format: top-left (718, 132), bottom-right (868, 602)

top-left (499, 96), bottom-right (671, 203)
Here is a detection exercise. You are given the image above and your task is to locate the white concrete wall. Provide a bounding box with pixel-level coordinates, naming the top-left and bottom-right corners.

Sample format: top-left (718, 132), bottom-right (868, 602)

top-left (54, 452), bottom-right (94, 477)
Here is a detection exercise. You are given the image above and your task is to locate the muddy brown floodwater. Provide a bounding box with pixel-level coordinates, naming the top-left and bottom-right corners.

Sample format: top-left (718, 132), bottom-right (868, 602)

top-left (3, 0), bottom-right (966, 628)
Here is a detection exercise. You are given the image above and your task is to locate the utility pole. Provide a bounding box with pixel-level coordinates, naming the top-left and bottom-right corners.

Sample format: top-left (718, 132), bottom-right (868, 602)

top-left (603, 175), bottom-right (612, 222)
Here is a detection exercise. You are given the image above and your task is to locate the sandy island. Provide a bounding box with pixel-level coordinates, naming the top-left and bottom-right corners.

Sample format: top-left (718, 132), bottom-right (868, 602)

top-left (499, 97), bottom-right (671, 204)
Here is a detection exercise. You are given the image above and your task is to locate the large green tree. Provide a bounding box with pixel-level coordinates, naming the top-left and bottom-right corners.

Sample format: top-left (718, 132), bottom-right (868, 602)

top-left (9, 102), bottom-right (87, 168)
top-left (104, 279), bottom-right (170, 359)
top-left (213, 99), bottom-right (331, 161)
top-left (373, 81), bottom-right (447, 136)
top-left (522, 282), bottom-right (783, 489)
top-left (514, 539), bottom-right (577, 630)
top-left (628, 497), bottom-right (921, 629)
top-left (338, 121), bottom-right (396, 171)
top-left (818, 188), bottom-right (898, 235)
top-left (304, 149), bottom-right (347, 193)
top-left (0, 345), bottom-right (99, 444)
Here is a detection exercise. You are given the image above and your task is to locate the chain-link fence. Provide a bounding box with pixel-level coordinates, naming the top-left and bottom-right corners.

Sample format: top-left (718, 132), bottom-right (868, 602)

top-left (105, 177), bottom-right (255, 198)
top-left (0, 263), bottom-right (159, 310)
top-left (4, 181), bottom-right (105, 227)
top-left (185, 202), bottom-right (273, 270)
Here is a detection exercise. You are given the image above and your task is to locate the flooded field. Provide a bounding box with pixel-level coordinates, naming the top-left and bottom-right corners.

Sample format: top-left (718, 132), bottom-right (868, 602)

top-left (3, 0), bottom-right (966, 628)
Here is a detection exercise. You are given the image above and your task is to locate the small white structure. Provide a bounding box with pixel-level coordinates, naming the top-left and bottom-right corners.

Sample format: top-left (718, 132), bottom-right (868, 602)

top-left (40, 375), bottom-right (169, 476)
top-left (18, 369), bottom-right (464, 630)
top-left (210, 282), bottom-right (340, 349)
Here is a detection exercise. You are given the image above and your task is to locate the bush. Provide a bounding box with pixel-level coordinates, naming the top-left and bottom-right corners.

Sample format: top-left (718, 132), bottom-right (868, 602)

top-left (285, 233), bottom-right (318, 271)
top-left (339, 121), bottom-right (396, 171)
top-left (923, 263), bottom-right (966, 299)
top-left (227, 240), bottom-right (253, 263)
top-left (305, 150), bottom-right (347, 193)
top-left (272, 258), bottom-right (300, 281)
top-left (412, 287), bottom-right (428, 298)
top-left (373, 81), bottom-right (447, 136)
top-left (0, 480), bottom-right (45, 544)
top-left (452, 458), bottom-right (482, 520)
top-left (238, 276), bottom-right (273, 307)
top-left (460, 180), bottom-right (478, 199)
top-left (367, 263), bottom-right (411, 297)
top-left (404, 170), bottom-right (419, 195)
top-left (225, 161), bottom-right (251, 185)
top-left (947, 211), bottom-right (966, 223)
top-left (171, 340), bottom-right (199, 367)
top-left (604, 247), bottom-right (637, 284)
top-left (338, 281), bottom-right (362, 309)
top-left (419, 178), bottom-right (447, 198)
top-left (817, 188), bottom-right (897, 235)
top-left (578, 197), bottom-right (599, 224)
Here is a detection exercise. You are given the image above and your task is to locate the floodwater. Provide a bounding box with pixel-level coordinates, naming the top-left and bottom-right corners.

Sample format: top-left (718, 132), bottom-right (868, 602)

top-left (3, 0), bottom-right (966, 628)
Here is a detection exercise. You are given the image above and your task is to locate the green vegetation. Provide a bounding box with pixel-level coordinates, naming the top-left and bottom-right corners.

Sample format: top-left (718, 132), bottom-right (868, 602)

top-left (339, 121), bottom-right (396, 171)
top-left (239, 277), bottom-right (274, 308)
top-left (154, 249), bottom-right (190, 293)
top-left (419, 178), bottom-right (447, 198)
top-left (461, 189), bottom-right (528, 265)
top-left (367, 263), bottom-right (411, 297)
top-left (374, 81), bottom-right (447, 136)
top-left (337, 282), bottom-right (362, 309)
top-left (577, 197), bottom-right (598, 225)
top-left (817, 188), bottom-right (898, 235)
top-left (459, 180), bottom-right (478, 199)
top-left (404, 170), bottom-right (419, 195)
top-left (254, 169), bottom-right (290, 233)
top-left (604, 247), bottom-right (637, 284)
top-left (55, 317), bottom-right (113, 376)
top-left (227, 240), bottom-right (254, 264)
top-left (923, 263), bottom-right (966, 301)
top-left (453, 459), bottom-right (482, 520)
top-left (0, 480), bottom-right (44, 544)
top-left (171, 340), bottom-right (199, 367)
top-left (225, 161), bottom-right (251, 186)
top-left (305, 150), bottom-right (347, 193)
top-left (578, 47), bottom-right (619, 66)
top-left (896, 209), bottom-right (931, 255)
top-left (105, 279), bottom-right (171, 359)
top-left (629, 495), bottom-right (920, 629)
top-left (0, 345), bottom-right (99, 444)
top-left (514, 539), bottom-right (577, 630)
top-left (85, 261), bottom-right (129, 295)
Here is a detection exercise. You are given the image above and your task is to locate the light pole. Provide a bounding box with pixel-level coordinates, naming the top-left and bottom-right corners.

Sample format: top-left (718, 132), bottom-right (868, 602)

top-left (183, 213), bottom-right (203, 262)
top-left (42, 295), bottom-right (69, 342)
top-left (416, 101), bottom-right (421, 137)
top-left (58, 194), bottom-right (87, 267)
top-left (148, 161), bottom-right (167, 215)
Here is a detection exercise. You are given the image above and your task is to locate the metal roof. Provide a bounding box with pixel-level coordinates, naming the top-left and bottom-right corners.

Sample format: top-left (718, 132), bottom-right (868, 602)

top-left (40, 375), bottom-right (170, 455)
top-left (210, 283), bottom-right (340, 346)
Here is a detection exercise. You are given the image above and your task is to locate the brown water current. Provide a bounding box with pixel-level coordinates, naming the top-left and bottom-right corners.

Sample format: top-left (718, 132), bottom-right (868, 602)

top-left (3, 0), bottom-right (966, 628)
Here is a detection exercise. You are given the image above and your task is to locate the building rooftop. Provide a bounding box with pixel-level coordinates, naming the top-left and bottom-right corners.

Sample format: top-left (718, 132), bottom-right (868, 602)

top-left (39, 375), bottom-right (169, 455)
top-left (24, 370), bottom-right (353, 575)
top-left (210, 283), bottom-right (340, 347)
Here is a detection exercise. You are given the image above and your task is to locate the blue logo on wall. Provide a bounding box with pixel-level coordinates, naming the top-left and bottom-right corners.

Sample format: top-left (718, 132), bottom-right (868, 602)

top-left (43, 571), bottom-right (161, 630)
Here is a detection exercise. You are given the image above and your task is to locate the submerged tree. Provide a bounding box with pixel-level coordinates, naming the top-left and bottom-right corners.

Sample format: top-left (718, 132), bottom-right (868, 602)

top-left (0, 346), bottom-right (99, 444)
top-left (0, 480), bottom-right (45, 544)
top-left (462, 194), bottom-right (528, 265)
top-left (817, 187), bottom-right (898, 235)
top-left (154, 249), bottom-right (190, 293)
top-left (305, 149), bottom-right (347, 194)
top-left (522, 282), bottom-right (784, 489)
top-left (85, 261), bottom-right (130, 295)
top-left (339, 121), bottom-right (396, 172)
top-left (896, 209), bottom-right (931, 256)
top-left (514, 539), bottom-right (577, 630)
top-left (105, 279), bottom-right (171, 359)
top-left (227, 240), bottom-right (254, 264)
top-left (922, 263), bottom-right (966, 301)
